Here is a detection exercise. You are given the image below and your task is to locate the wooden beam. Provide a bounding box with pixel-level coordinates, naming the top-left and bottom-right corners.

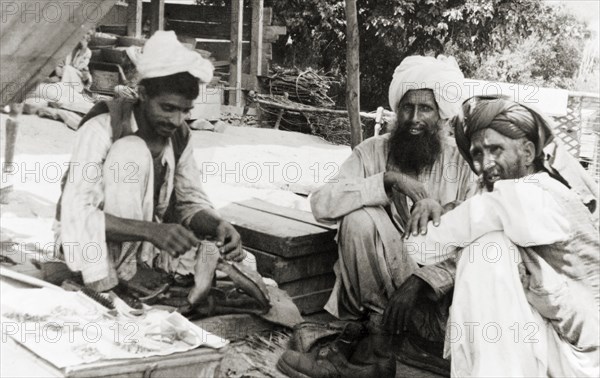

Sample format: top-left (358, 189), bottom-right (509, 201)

top-left (229, 0), bottom-right (244, 106)
top-left (0, 1), bottom-right (119, 105)
top-left (150, 0), bottom-right (165, 35)
top-left (126, 0), bottom-right (143, 37)
top-left (250, 0), bottom-right (264, 90)
top-left (250, 95), bottom-right (386, 120)
top-left (345, 0), bottom-right (362, 148)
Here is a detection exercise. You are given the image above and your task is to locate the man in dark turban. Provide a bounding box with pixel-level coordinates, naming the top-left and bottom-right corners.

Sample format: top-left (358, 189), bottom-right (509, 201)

top-left (400, 96), bottom-right (599, 376)
top-left (455, 95), bottom-right (598, 210)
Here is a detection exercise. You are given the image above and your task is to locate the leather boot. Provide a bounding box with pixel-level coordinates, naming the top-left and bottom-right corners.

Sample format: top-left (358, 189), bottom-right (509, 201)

top-left (278, 344), bottom-right (396, 378)
top-left (289, 320), bottom-right (367, 355)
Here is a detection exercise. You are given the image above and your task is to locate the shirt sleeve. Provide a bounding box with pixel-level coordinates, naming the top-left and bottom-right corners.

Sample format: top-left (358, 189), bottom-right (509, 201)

top-left (174, 142), bottom-right (215, 227)
top-left (407, 178), bottom-right (571, 266)
top-left (60, 116), bottom-right (118, 291)
top-left (310, 147), bottom-right (389, 223)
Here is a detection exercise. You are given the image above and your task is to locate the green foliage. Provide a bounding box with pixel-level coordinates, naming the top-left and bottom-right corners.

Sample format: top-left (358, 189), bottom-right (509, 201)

top-left (271, 0), bottom-right (589, 110)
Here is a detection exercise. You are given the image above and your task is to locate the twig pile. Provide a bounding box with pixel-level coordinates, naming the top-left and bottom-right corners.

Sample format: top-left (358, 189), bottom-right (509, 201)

top-left (256, 66), bottom-right (360, 145)
top-left (260, 66), bottom-right (337, 107)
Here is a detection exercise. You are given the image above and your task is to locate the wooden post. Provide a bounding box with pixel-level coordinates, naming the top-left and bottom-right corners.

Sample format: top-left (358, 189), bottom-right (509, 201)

top-left (126, 0), bottom-right (143, 37)
top-left (150, 0), bottom-right (165, 35)
top-left (0, 1), bottom-right (118, 105)
top-left (345, 0), bottom-right (362, 148)
top-left (250, 0), bottom-right (264, 90)
top-left (229, 0), bottom-right (244, 107)
top-left (1, 104), bottom-right (23, 204)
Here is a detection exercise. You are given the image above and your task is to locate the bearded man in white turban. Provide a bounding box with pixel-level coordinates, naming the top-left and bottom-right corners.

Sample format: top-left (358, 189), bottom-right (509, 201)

top-left (54, 31), bottom-right (243, 305)
top-left (309, 55), bottom-right (476, 368)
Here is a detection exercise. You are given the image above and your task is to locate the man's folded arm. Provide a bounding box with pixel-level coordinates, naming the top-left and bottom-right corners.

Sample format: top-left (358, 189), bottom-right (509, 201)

top-left (310, 150), bottom-right (389, 222)
top-left (408, 178), bottom-right (571, 266)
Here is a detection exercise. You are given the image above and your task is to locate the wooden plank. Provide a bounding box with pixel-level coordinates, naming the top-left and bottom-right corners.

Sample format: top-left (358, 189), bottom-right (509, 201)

top-left (263, 7), bottom-right (273, 25)
top-left (150, 0), bottom-right (165, 34)
top-left (279, 273), bottom-right (336, 297)
top-left (265, 25), bottom-right (286, 35)
top-left (168, 19), bottom-right (251, 40)
top-left (263, 26), bottom-right (287, 42)
top-left (345, 0), bottom-right (362, 149)
top-left (0, 1), bottom-right (119, 105)
top-left (241, 73), bottom-right (255, 90)
top-left (219, 203), bottom-right (337, 258)
top-left (229, 0), bottom-right (243, 106)
top-left (292, 289), bottom-right (333, 315)
top-left (247, 247), bottom-right (338, 284)
top-left (162, 4), bottom-right (252, 23)
top-left (195, 40), bottom-right (250, 62)
top-left (126, 0), bottom-right (143, 37)
top-left (250, 0), bottom-right (264, 90)
top-left (234, 198), bottom-right (336, 230)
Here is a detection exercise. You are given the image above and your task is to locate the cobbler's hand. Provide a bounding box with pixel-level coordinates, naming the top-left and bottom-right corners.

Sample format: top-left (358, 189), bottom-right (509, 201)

top-left (147, 223), bottom-right (200, 257)
top-left (215, 221), bottom-right (245, 262)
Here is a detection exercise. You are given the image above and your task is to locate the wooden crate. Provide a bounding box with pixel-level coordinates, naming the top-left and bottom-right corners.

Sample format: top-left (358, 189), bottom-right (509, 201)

top-left (219, 199), bottom-right (338, 314)
top-left (0, 275), bottom-right (225, 378)
top-left (247, 247), bottom-right (337, 284)
top-left (279, 273), bottom-right (336, 297)
top-left (291, 289), bottom-right (334, 315)
top-left (89, 62), bottom-right (125, 95)
top-left (2, 337), bottom-right (223, 378)
top-left (218, 200), bottom-right (337, 258)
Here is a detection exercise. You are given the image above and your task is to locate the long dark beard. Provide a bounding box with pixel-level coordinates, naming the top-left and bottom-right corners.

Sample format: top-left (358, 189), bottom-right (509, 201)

top-left (388, 121), bottom-right (442, 175)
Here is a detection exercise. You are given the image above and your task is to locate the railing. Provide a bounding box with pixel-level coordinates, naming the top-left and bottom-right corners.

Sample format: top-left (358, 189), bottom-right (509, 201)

top-left (552, 92), bottom-right (600, 183)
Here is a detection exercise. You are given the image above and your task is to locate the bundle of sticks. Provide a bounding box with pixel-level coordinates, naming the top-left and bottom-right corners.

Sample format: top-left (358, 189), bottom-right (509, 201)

top-left (250, 91), bottom-right (393, 145)
top-left (259, 66), bottom-right (337, 108)
top-left (255, 66), bottom-right (352, 143)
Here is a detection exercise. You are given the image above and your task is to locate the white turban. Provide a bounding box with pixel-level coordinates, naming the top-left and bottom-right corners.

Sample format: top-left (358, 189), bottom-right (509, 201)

top-left (388, 55), bottom-right (465, 120)
top-left (136, 31), bottom-right (213, 83)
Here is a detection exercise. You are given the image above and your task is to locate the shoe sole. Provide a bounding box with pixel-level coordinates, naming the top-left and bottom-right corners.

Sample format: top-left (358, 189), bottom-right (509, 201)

top-left (276, 358), bottom-right (313, 378)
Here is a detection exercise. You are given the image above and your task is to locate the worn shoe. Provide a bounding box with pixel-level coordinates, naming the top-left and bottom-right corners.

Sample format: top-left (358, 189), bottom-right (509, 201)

top-left (395, 335), bottom-right (450, 377)
top-left (289, 320), bottom-right (367, 355)
top-left (278, 343), bottom-right (396, 378)
top-left (112, 283), bottom-right (143, 310)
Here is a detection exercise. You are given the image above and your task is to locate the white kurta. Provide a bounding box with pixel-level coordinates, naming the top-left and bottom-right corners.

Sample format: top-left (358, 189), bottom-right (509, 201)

top-left (310, 133), bottom-right (478, 317)
top-left (408, 172), bottom-right (600, 377)
top-left (57, 112), bottom-right (214, 291)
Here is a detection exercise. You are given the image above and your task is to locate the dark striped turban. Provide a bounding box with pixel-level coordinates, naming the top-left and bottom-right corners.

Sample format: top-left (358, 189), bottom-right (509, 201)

top-left (454, 95), bottom-right (554, 172)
